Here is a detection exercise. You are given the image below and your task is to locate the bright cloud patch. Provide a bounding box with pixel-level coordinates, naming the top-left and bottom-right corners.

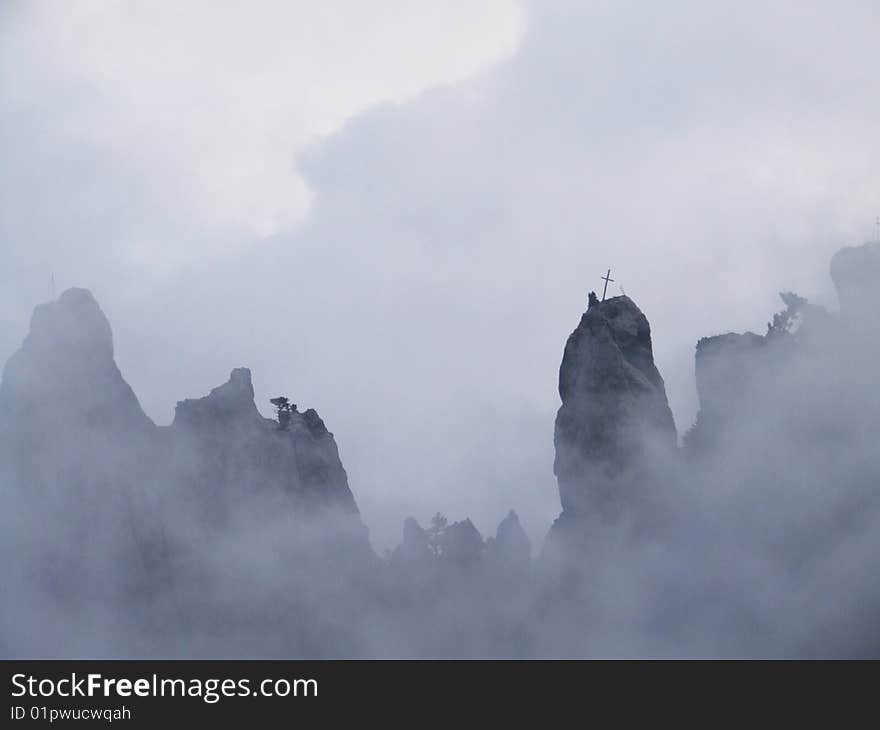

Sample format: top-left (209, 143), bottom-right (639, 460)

top-left (3, 1), bottom-right (525, 242)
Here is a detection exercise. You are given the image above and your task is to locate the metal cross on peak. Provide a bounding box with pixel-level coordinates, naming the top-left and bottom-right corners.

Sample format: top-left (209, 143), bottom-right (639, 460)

top-left (601, 269), bottom-right (614, 301)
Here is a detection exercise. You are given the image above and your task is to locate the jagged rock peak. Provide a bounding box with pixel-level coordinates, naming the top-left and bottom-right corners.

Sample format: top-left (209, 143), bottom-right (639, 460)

top-left (391, 517), bottom-right (430, 565)
top-left (172, 367), bottom-right (260, 426)
top-left (23, 288), bottom-right (113, 359)
top-left (559, 295), bottom-right (668, 402)
top-left (553, 294), bottom-right (676, 514)
top-left (0, 288), bottom-right (151, 430)
top-left (444, 518), bottom-right (484, 563)
top-left (497, 509), bottom-right (528, 543)
top-left (218, 367), bottom-right (256, 404)
top-left (302, 408), bottom-right (329, 437)
top-left (492, 509), bottom-right (531, 566)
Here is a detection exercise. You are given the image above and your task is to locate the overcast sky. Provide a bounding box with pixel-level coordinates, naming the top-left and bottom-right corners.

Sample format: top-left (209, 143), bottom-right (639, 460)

top-left (2, 0), bottom-right (878, 549)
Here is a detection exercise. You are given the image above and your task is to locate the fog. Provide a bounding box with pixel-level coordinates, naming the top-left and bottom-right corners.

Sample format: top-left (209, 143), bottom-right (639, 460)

top-left (4, 1), bottom-right (879, 550)
top-left (2, 250), bottom-right (878, 658)
top-left (2, 2), bottom-right (880, 657)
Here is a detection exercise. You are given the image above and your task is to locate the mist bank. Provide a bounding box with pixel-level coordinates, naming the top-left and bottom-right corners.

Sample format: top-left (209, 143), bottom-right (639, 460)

top-left (1, 241), bottom-right (879, 657)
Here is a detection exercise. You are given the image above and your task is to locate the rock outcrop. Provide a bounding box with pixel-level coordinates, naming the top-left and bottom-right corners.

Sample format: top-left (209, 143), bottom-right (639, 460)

top-left (0, 288), bottom-right (157, 511)
top-left (169, 367), bottom-right (360, 523)
top-left (684, 331), bottom-right (766, 453)
top-left (0, 289), bottom-right (163, 612)
top-left (0, 288), bottom-right (371, 592)
top-left (0, 287), bottom-right (364, 520)
top-left (685, 288), bottom-right (839, 456)
top-left (552, 295), bottom-right (677, 515)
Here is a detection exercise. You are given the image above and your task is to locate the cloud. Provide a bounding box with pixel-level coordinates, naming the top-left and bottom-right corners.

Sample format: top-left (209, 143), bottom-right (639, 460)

top-left (1, 0), bottom-right (525, 245)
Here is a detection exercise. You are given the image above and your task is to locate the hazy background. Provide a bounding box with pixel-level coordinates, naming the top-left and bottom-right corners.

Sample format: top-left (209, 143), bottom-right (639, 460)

top-left (2, 0), bottom-right (878, 550)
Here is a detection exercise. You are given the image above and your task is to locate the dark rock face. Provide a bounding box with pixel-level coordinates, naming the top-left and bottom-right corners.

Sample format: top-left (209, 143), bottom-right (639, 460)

top-left (553, 295), bottom-right (677, 515)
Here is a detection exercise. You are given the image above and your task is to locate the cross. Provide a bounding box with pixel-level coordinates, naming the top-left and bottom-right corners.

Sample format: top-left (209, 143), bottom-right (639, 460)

top-left (601, 269), bottom-right (614, 301)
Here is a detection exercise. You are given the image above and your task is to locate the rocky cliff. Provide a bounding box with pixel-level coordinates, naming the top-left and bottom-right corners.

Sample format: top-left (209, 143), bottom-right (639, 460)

top-left (0, 288), bottom-right (371, 635)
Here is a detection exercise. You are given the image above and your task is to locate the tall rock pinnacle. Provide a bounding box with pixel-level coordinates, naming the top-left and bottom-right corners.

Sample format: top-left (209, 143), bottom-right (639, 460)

top-left (553, 295), bottom-right (677, 515)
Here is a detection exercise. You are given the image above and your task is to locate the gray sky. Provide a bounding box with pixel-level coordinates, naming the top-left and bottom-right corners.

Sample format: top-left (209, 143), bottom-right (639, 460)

top-left (2, 0), bottom-right (878, 550)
